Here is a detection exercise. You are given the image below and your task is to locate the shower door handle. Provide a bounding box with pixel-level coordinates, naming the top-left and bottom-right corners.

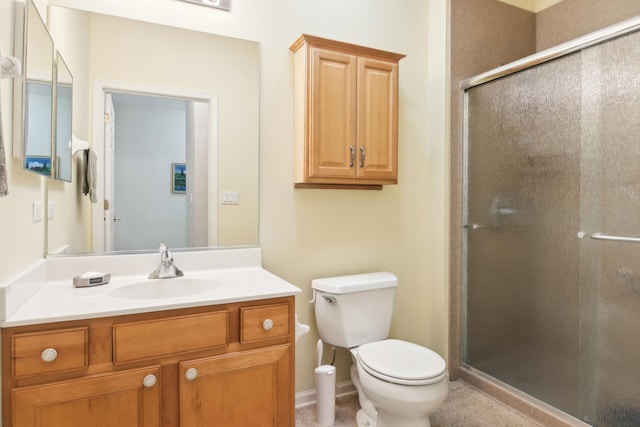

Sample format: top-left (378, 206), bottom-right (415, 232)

top-left (591, 233), bottom-right (640, 244)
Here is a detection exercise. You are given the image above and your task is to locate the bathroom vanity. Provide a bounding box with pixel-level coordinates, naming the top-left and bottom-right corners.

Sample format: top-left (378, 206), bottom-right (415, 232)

top-left (0, 248), bottom-right (300, 427)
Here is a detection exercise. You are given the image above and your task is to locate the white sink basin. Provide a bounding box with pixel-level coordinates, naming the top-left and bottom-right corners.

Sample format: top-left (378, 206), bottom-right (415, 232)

top-left (109, 277), bottom-right (221, 300)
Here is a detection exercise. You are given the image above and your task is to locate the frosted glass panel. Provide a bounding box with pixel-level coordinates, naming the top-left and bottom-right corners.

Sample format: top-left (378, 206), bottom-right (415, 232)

top-left (582, 31), bottom-right (640, 426)
top-left (464, 29), bottom-right (640, 426)
top-left (465, 52), bottom-right (582, 416)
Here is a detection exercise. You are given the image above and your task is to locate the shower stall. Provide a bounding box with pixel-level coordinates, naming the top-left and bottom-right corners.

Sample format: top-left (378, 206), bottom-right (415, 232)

top-left (462, 17), bottom-right (640, 427)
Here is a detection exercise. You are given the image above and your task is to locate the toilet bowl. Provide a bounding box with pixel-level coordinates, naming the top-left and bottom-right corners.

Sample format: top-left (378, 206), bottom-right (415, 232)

top-left (311, 272), bottom-right (449, 427)
top-left (351, 339), bottom-right (448, 427)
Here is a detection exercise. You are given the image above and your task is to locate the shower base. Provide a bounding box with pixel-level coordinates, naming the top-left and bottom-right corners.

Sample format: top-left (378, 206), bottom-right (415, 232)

top-left (458, 365), bottom-right (590, 427)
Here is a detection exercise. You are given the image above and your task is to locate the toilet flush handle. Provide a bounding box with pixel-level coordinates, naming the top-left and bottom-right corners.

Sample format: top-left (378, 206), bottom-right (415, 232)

top-left (322, 296), bottom-right (336, 304)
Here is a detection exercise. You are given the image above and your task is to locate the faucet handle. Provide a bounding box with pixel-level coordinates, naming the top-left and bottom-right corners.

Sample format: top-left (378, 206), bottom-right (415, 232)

top-left (158, 242), bottom-right (170, 259)
top-left (157, 242), bottom-right (174, 264)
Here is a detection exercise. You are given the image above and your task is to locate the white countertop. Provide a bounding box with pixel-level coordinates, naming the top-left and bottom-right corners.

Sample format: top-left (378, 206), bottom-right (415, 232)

top-left (1, 248), bottom-right (301, 327)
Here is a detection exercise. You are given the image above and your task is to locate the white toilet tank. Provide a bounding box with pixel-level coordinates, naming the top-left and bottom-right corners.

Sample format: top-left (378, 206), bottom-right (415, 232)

top-left (311, 272), bottom-right (397, 348)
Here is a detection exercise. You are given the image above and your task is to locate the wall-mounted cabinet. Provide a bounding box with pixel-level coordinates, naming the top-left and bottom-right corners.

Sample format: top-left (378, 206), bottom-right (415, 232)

top-left (290, 35), bottom-right (405, 189)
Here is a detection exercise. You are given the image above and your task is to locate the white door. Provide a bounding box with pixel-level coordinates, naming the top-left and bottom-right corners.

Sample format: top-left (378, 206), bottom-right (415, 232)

top-left (104, 93), bottom-right (116, 251)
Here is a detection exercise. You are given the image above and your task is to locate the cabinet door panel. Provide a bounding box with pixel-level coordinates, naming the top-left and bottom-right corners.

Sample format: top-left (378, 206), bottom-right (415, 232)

top-left (180, 345), bottom-right (292, 426)
top-left (12, 366), bottom-right (161, 427)
top-left (309, 47), bottom-right (357, 179)
top-left (357, 57), bottom-right (398, 181)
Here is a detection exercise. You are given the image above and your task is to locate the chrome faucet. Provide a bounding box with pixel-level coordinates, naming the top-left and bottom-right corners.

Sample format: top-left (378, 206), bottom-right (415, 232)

top-left (148, 242), bottom-right (184, 279)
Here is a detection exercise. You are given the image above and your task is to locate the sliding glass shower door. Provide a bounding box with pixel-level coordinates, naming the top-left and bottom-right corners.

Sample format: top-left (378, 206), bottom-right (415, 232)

top-left (464, 29), bottom-right (640, 426)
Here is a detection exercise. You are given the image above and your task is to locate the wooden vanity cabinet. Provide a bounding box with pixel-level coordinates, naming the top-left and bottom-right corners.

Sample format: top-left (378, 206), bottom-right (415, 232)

top-left (2, 296), bottom-right (295, 427)
top-left (290, 34), bottom-right (405, 189)
top-left (11, 365), bottom-right (162, 427)
top-left (179, 345), bottom-right (291, 426)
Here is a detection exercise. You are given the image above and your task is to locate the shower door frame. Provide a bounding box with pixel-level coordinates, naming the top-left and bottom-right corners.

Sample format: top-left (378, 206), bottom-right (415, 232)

top-left (453, 14), bottom-right (640, 427)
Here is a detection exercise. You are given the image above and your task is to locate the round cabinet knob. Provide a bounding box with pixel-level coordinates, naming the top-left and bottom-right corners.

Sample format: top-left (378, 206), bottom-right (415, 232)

top-left (143, 374), bottom-right (157, 388)
top-left (262, 319), bottom-right (274, 331)
top-left (185, 368), bottom-right (198, 381)
top-left (41, 348), bottom-right (58, 363)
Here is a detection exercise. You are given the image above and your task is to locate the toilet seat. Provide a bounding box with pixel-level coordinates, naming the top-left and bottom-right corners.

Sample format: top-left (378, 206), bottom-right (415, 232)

top-left (356, 339), bottom-right (446, 386)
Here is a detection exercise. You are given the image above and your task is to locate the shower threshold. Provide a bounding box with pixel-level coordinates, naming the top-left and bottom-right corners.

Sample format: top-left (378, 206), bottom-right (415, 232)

top-left (458, 365), bottom-right (591, 427)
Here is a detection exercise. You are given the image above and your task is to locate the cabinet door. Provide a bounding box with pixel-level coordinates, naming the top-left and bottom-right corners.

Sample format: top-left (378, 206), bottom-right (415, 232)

top-left (308, 47), bottom-right (358, 179)
top-left (357, 57), bottom-right (399, 181)
top-left (12, 366), bottom-right (161, 427)
top-left (180, 345), bottom-right (292, 426)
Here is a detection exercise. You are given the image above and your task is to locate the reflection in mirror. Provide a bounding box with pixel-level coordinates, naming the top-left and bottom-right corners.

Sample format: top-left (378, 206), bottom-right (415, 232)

top-left (54, 52), bottom-right (72, 182)
top-left (46, 7), bottom-right (259, 256)
top-left (105, 92), bottom-right (208, 252)
top-left (24, 81), bottom-right (53, 175)
top-left (13, 0), bottom-right (55, 176)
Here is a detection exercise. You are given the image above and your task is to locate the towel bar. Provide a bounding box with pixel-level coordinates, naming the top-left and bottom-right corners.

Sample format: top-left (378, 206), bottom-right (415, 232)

top-left (591, 233), bottom-right (640, 243)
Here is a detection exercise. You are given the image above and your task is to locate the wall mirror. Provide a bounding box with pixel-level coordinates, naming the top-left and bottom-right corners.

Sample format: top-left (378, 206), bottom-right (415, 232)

top-left (54, 52), bottom-right (72, 182)
top-left (46, 7), bottom-right (259, 256)
top-left (13, 0), bottom-right (55, 177)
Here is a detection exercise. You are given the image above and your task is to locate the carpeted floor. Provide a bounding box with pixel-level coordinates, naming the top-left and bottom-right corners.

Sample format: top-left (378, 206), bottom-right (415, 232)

top-left (295, 380), bottom-right (545, 426)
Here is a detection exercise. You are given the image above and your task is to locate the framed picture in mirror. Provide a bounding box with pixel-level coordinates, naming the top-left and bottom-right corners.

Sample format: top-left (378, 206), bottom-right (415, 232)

top-left (24, 155), bottom-right (51, 177)
top-left (172, 163), bottom-right (186, 193)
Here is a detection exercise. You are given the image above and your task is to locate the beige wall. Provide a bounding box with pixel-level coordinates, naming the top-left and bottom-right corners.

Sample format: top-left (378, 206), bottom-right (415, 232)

top-left (0, 0), bottom-right (47, 285)
top-left (1, 0), bottom-right (449, 394)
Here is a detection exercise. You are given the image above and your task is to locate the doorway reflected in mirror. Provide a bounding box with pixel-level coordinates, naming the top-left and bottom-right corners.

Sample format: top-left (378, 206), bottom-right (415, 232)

top-left (104, 92), bottom-right (209, 252)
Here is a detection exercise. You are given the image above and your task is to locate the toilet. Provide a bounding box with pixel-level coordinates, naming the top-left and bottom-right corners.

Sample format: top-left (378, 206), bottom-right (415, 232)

top-left (312, 272), bottom-right (448, 427)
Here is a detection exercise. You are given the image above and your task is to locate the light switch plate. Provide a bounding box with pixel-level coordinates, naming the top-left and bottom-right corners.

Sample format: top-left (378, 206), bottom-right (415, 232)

top-left (221, 191), bottom-right (239, 205)
top-left (33, 202), bottom-right (43, 223)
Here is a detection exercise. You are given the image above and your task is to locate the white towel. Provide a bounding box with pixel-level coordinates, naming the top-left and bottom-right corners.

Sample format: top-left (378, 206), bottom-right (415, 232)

top-left (0, 52), bottom-right (21, 79)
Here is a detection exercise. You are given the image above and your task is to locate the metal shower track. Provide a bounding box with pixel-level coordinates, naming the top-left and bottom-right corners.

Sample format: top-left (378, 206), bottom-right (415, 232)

top-left (460, 14), bottom-right (640, 90)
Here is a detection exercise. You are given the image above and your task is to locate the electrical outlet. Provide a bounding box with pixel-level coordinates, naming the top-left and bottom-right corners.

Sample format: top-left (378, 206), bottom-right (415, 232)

top-left (48, 201), bottom-right (55, 219)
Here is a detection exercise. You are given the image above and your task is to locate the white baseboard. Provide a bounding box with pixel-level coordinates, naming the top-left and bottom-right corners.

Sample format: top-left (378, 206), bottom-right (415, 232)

top-left (295, 380), bottom-right (357, 409)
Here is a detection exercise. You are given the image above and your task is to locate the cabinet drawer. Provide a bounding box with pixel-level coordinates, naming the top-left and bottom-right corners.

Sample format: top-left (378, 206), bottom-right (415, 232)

top-left (113, 311), bottom-right (228, 363)
top-left (12, 327), bottom-right (88, 379)
top-left (241, 303), bottom-right (290, 343)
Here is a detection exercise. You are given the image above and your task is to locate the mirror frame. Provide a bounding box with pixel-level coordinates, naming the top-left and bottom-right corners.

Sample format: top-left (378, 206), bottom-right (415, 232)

top-left (53, 51), bottom-right (73, 182)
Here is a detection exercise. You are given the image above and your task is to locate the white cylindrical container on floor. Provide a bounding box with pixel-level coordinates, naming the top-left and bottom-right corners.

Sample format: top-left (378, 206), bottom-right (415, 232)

top-left (315, 365), bottom-right (336, 426)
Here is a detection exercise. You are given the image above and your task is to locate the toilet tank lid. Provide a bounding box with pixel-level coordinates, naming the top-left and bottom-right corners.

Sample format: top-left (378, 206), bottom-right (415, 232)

top-left (311, 272), bottom-right (397, 294)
